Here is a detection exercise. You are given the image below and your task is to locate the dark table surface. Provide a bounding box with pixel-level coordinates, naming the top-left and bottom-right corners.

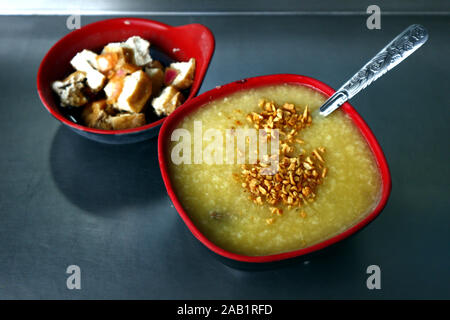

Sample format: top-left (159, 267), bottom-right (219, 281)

top-left (0, 13), bottom-right (449, 299)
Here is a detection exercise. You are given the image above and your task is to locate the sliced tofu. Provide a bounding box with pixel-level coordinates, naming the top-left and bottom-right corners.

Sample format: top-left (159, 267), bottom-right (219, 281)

top-left (115, 63), bottom-right (141, 77)
top-left (116, 70), bottom-right (152, 113)
top-left (125, 36), bottom-right (152, 66)
top-left (104, 75), bottom-right (124, 105)
top-left (96, 52), bottom-right (116, 74)
top-left (70, 49), bottom-right (106, 92)
top-left (107, 113), bottom-right (146, 130)
top-left (152, 86), bottom-right (184, 116)
top-left (164, 58), bottom-right (196, 90)
top-left (77, 49), bottom-right (98, 66)
top-left (103, 64), bottom-right (142, 106)
top-left (103, 36), bottom-right (152, 67)
top-left (81, 99), bottom-right (113, 130)
top-left (99, 45), bottom-right (135, 74)
top-left (81, 99), bottom-right (145, 130)
top-left (51, 71), bottom-right (88, 107)
top-left (145, 67), bottom-right (164, 97)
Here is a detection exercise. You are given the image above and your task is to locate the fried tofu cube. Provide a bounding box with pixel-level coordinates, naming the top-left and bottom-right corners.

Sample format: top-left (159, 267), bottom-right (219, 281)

top-left (115, 70), bottom-right (152, 113)
top-left (103, 66), bottom-right (142, 106)
top-left (145, 67), bottom-right (164, 97)
top-left (81, 99), bottom-right (146, 130)
top-left (152, 86), bottom-right (184, 116)
top-left (75, 49), bottom-right (98, 66)
top-left (81, 99), bottom-right (113, 130)
top-left (125, 36), bottom-right (152, 66)
top-left (70, 49), bottom-right (106, 92)
top-left (104, 75), bottom-right (124, 105)
top-left (164, 58), bottom-right (196, 90)
top-left (107, 113), bottom-right (146, 130)
top-left (114, 64), bottom-right (142, 79)
top-left (96, 53), bottom-right (116, 73)
top-left (104, 36), bottom-right (152, 67)
top-left (97, 46), bottom-right (134, 75)
top-left (51, 71), bottom-right (88, 107)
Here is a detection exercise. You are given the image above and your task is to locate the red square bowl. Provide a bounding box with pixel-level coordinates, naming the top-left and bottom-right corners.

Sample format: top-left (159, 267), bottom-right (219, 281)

top-left (158, 74), bottom-right (391, 264)
top-left (37, 18), bottom-right (215, 144)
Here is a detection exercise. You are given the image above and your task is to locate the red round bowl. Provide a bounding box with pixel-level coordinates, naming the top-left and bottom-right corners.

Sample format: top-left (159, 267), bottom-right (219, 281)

top-left (37, 18), bottom-right (215, 144)
top-left (158, 74), bottom-right (392, 264)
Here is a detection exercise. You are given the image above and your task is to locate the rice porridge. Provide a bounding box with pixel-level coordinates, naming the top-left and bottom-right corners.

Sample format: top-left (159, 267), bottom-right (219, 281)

top-left (168, 84), bottom-right (381, 256)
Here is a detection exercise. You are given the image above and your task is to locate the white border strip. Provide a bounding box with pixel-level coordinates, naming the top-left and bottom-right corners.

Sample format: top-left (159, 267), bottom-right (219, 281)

top-left (0, 10), bottom-right (449, 16)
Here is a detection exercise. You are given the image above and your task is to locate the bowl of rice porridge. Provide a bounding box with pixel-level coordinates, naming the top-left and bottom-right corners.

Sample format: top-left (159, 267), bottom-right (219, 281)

top-left (158, 74), bottom-right (391, 263)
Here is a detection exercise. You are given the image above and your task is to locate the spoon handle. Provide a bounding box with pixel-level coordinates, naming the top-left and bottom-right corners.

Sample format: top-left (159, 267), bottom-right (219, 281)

top-left (319, 24), bottom-right (428, 116)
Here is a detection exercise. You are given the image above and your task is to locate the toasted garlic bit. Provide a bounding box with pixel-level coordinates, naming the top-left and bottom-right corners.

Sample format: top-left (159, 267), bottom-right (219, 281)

top-left (239, 99), bottom-right (329, 221)
top-left (322, 167), bottom-right (328, 178)
top-left (270, 207), bottom-right (283, 216)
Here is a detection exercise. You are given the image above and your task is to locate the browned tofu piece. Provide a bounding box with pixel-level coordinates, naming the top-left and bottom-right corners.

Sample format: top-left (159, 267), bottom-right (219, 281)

top-left (115, 63), bottom-right (141, 76)
top-left (145, 67), bottom-right (164, 97)
top-left (51, 71), bottom-right (88, 107)
top-left (151, 86), bottom-right (184, 116)
top-left (164, 58), bottom-right (196, 90)
top-left (115, 70), bottom-right (152, 113)
top-left (81, 99), bottom-right (113, 130)
top-left (104, 75), bottom-right (124, 105)
top-left (70, 50), bottom-right (106, 92)
top-left (81, 99), bottom-right (146, 130)
top-left (102, 37), bottom-right (152, 67)
top-left (124, 36), bottom-right (152, 66)
top-left (98, 46), bottom-right (134, 74)
top-left (107, 113), bottom-right (146, 130)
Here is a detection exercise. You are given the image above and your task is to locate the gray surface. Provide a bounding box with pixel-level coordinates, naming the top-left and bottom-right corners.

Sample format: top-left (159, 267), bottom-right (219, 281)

top-left (0, 13), bottom-right (449, 299)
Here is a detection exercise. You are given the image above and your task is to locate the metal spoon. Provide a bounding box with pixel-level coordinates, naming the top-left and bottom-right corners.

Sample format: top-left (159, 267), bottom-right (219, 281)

top-left (319, 24), bottom-right (428, 117)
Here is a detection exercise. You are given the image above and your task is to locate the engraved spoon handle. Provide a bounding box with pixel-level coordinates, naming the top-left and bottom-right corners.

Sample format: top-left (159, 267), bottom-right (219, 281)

top-left (319, 24), bottom-right (428, 116)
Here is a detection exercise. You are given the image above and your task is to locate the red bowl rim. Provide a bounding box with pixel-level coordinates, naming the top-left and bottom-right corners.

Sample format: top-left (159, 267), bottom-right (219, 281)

top-left (36, 17), bottom-right (215, 135)
top-left (158, 74), bottom-right (392, 263)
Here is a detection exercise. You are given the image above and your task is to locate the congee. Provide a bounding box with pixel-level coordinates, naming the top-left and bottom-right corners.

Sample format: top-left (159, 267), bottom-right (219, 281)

top-left (168, 84), bottom-right (381, 256)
